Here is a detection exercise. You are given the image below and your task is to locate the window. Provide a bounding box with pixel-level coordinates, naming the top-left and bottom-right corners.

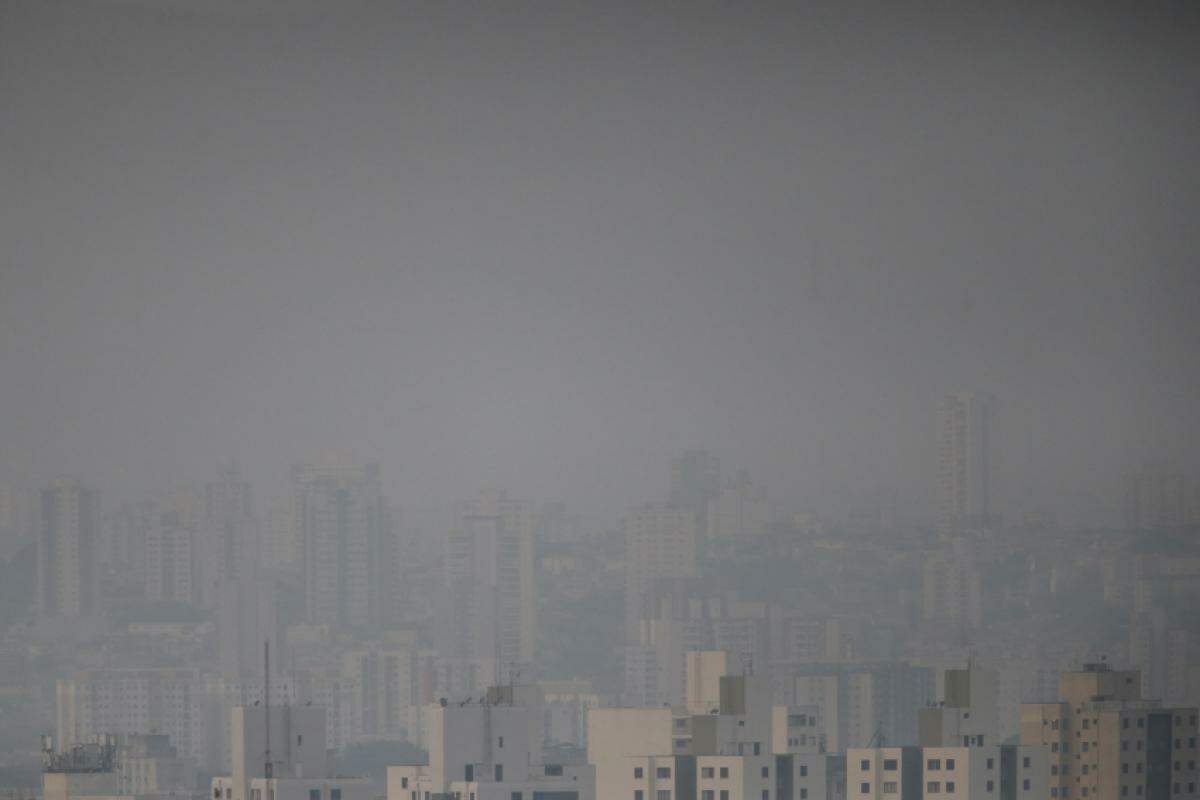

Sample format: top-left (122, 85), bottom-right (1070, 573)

top-left (861, 784), bottom-right (871, 794)
top-left (1123, 742), bottom-right (1129, 752)
top-left (1052, 766), bottom-right (1059, 776)
top-left (635, 792), bottom-right (644, 800)
top-left (1082, 743), bottom-right (1089, 753)
top-left (657, 767), bottom-right (671, 779)
top-left (635, 768), bottom-right (644, 779)
top-left (988, 758), bottom-right (996, 769)
top-left (499, 736), bottom-right (504, 748)
top-left (801, 791), bottom-right (809, 800)
top-left (947, 783), bottom-right (956, 793)
top-left (1138, 719), bottom-right (1145, 729)
top-left (330, 789), bottom-right (341, 800)
top-left (762, 792), bottom-right (770, 800)
top-left (721, 792), bottom-right (730, 800)
top-left (1125, 719), bottom-right (1131, 730)
top-left (511, 793), bottom-right (522, 800)
top-left (1083, 720), bottom-right (1090, 730)
top-left (987, 782), bottom-right (994, 793)
top-left (495, 765), bottom-right (503, 782)
top-left (702, 768), bottom-right (715, 779)
top-left (754, 743), bottom-right (761, 756)
top-left (928, 782), bottom-right (941, 794)
top-left (721, 768), bottom-right (730, 779)
top-left (1024, 780), bottom-right (1032, 791)
top-left (947, 759), bottom-right (956, 770)
top-left (862, 761), bottom-right (872, 771)
top-left (884, 783), bottom-right (898, 794)
top-left (703, 792), bottom-right (715, 800)
top-left (929, 760), bottom-right (942, 771)
top-left (1082, 790), bottom-right (1088, 798)
top-left (762, 766), bottom-right (770, 779)
top-left (1052, 789), bottom-right (1058, 798)
top-left (657, 791), bottom-right (671, 800)
top-left (1025, 757), bottom-right (1032, 768)
top-left (884, 760), bottom-right (898, 771)
top-left (310, 791), bottom-right (321, 800)
top-left (1082, 766), bottom-right (1089, 776)
top-left (801, 766), bottom-right (808, 777)
top-left (401, 779), bottom-right (409, 789)
top-left (1123, 789), bottom-right (1128, 797)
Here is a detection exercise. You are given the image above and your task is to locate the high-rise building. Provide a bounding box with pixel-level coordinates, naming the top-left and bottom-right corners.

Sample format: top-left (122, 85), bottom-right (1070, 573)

top-left (292, 454), bottom-right (397, 628)
top-left (848, 744), bottom-right (1049, 800)
top-left (56, 668), bottom-right (207, 767)
top-left (919, 663), bottom-right (1000, 747)
top-left (0, 484), bottom-right (33, 561)
top-left (217, 577), bottom-right (279, 678)
top-left (938, 392), bottom-right (996, 533)
top-left (624, 504), bottom-right (698, 642)
top-left (389, 684), bottom-right (592, 800)
top-left (707, 469), bottom-right (773, 540)
top-left (199, 464), bottom-right (258, 606)
top-left (1020, 662), bottom-right (1200, 800)
top-left (341, 634), bottom-right (417, 741)
top-left (436, 510), bottom-right (524, 691)
top-left (592, 654), bottom-right (830, 800)
top-left (624, 578), bottom-right (770, 708)
top-left (458, 489), bottom-right (538, 665)
top-left (37, 479), bottom-right (98, 619)
top-left (780, 662), bottom-right (936, 751)
top-left (144, 509), bottom-right (197, 605)
top-left (921, 540), bottom-right (983, 633)
top-left (1122, 464), bottom-right (1188, 532)
top-left (671, 449), bottom-right (721, 539)
top-left (261, 496), bottom-right (300, 573)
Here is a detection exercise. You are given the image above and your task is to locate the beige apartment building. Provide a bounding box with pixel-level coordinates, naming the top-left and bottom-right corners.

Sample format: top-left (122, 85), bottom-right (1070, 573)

top-left (1020, 663), bottom-right (1199, 800)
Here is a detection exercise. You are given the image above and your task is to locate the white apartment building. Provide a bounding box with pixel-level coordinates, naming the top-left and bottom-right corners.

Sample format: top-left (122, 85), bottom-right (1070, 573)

top-left (847, 745), bottom-right (1048, 800)
top-left (388, 685), bottom-right (594, 800)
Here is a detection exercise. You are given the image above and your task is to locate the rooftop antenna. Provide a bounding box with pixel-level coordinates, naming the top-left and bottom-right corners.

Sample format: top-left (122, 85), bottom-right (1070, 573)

top-left (264, 639), bottom-right (272, 779)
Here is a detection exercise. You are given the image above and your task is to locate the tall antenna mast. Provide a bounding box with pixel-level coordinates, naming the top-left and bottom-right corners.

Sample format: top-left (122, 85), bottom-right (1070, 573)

top-left (264, 639), bottom-right (273, 779)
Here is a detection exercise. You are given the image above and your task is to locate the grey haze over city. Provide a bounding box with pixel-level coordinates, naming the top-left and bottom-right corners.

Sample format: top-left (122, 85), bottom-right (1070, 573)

top-left (2, 3), bottom-right (1200, 800)
top-left (4, 0), bottom-right (1198, 527)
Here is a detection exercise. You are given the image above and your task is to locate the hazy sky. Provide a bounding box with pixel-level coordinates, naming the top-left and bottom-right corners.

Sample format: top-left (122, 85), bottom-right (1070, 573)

top-left (3, 1), bottom-right (1198, 526)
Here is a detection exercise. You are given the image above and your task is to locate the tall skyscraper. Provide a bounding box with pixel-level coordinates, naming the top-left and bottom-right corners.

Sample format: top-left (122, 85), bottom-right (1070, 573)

top-left (670, 449), bottom-right (720, 539)
top-left (292, 453), bottom-right (396, 628)
top-left (436, 500), bottom-right (526, 691)
top-left (624, 503), bottom-right (698, 641)
top-left (198, 465), bottom-right (258, 607)
top-left (457, 489), bottom-right (537, 664)
top-left (937, 392), bottom-right (996, 533)
top-left (145, 509), bottom-right (197, 605)
top-left (37, 479), bottom-right (98, 619)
